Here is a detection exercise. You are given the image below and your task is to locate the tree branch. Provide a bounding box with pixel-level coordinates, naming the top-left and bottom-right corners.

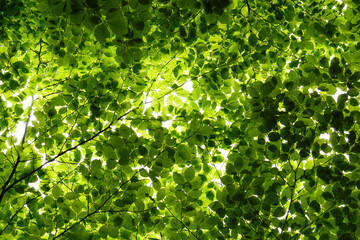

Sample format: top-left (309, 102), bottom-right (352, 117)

top-left (281, 161), bottom-right (301, 233)
top-left (0, 97), bottom-right (34, 203)
top-left (165, 206), bottom-right (199, 239)
top-left (0, 107), bottom-right (137, 203)
top-left (53, 171), bottom-right (138, 239)
top-left (0, 195), bottom-right (40, 235)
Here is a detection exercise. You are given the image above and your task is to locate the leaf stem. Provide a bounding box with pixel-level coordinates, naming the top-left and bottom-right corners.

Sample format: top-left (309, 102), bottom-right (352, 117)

top-left (165, 206), bottom-right (199, 239)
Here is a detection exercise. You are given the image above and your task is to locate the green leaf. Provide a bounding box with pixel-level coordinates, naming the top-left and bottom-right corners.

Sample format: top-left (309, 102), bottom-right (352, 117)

top-left (260, 81), bottom-right (274, 97)
top-left (108, 19), bottom-right (128, 36)
top-left (132, 20), bottom-right (145, 31)
top-left (108, 226), bottom-right (119, 238)
top-left (322, 191), bottom-right (334, 201)
top-left (106, 159), bottom-right (117, 169)
top-left (268, 132), bottom-right (280, 141)
top-left (302, 63), bottom-right (316, 72)
top-left (206, 191), bottom-right (215, 200)
top-left (293, 202), bottom-right (304, 214)
top-left (14, 104), bottom-right (23, 116)
top-left (129, 48), bottom-right (142, 61)
top-left (348, 88), bottom-right (359, 96)
top-left (120, 230), bottom-right (132, 239)
top-left (154, 129), bottom-right (164, 142)
top-left (171, 218), bottom-right (183, 230)
top-left (199, 126), bottom-right (213, 136)
top-left (220, 175), bottom-right (234, 185)
top-left (184, 166), bottom-right (195, 182)
top-left (258, 28), bottom-right (269, 40)
top-left (52, 185), bottom-right (63, 199)
top-left (65, 192), bottom-right (79, 200)
top-left (273, 207), bottom-right (286, 217)
top-left (3, 3), bottom-right (356, 239)
top-left (228, 153), bottom-right (244, 170)
top-left (138, 0), bottom-right (151, 5)
top-left (175, 146), bottom-right (191, 163)
top-left (91, 159), bottom-right (102, 171)
top-left (248, 33), bottom-right (258, 46)
top-left (247, 87), bottom-right (260, 98)
top-left (205, 216), bottom-right (220, 228)
top-left (173, 172), bottom-right (185, 185)
top-left (94, 24), bottom-right (110, 44)
top-left (103, 145), bottom-right (117, 159)
top-left (190, 120), bottom-right (201, 131)
top-left (118, 147), bottom-right (130, 165)
top-left (139, 145), bottom-right (148, 156)
top-left (157, 188), bottom-right (166, 201)
top-left (319, 234), bottom-right (330, 240)
top-left (44, 196), bottom-right (55, 205)
top-left (309, 200), bottom-right (321, 212)
top-left (264, 192), bottom-right (279, 205)
top-left (99, 226), bottom-right (108, 238)
top-left (47, 108), bottom-right (57, 118)
top-left (218, 12), bottom-right (230, 24)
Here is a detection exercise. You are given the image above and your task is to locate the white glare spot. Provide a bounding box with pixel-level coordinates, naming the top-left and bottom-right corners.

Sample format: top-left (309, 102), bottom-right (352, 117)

top-left (218, 149), bottom-right (229, 159)
top-left (143, 94), bottom-right (152, 112)
top-left (28, 177), bottom-right (43, 195)
top-left (182, 80), bottom-right (193, 92)
top-left (319, 133), bottom-right (330, 140)
top-left (334, 87), bottom-right (347, 102)
top-left (152, 112), bottom-right (160, 118)
top-left (162, 120), bottom-right (173, 128)
top-left (14, 96), bottom-right (35, 144)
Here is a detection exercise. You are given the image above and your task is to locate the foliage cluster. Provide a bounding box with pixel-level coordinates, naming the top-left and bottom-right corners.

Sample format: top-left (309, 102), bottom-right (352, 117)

top-left (1, 0), bottom-right (360, 239)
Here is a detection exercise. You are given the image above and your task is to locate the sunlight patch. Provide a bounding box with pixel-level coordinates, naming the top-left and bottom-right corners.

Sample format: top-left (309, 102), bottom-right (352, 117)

top-left (14, 96), bottom-right (35, 144)
top-left (319, 133), bottom-right (330, 140)
top-left (162, 119), bottom-right (173, 128)
top-left (182, 80), bottom-right (193, 92)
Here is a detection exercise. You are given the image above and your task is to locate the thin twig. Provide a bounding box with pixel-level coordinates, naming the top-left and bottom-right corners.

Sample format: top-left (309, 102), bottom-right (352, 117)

top-left (53, 171), bottom-right (139, 239)
top-left (165, 206), bottom-right (199, 239)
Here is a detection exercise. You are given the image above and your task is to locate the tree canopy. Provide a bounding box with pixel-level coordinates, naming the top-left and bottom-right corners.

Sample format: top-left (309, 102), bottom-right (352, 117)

top-left (1, 0), bottom-right (360, 239)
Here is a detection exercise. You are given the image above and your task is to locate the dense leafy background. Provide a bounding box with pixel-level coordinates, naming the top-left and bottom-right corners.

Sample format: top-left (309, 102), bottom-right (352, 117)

top-left (1, 0), bottom-right (360, 239)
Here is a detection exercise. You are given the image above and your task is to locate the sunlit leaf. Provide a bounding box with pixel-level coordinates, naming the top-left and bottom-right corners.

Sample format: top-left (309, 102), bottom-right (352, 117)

top-left (1, 1), bottom-right (356, 239)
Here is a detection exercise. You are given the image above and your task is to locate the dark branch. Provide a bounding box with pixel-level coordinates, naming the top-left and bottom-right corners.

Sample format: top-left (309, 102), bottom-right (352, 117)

top-left (165, 206), bottom-right (199, 240)
top-left (0, 107), bottom-right (136, 203)
top-left (53, 171), bottom-right (138, 239)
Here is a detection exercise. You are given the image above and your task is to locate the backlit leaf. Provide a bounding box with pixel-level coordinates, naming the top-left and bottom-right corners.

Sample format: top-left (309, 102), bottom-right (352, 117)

top-left (184, 166), bottom-right (195, 182)
top-left (3, 2), bottom-right (356, 240)
top-left (173, 172), bottom-right (185, 185)
top-left (94, 24), bottom-right (110, 44)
